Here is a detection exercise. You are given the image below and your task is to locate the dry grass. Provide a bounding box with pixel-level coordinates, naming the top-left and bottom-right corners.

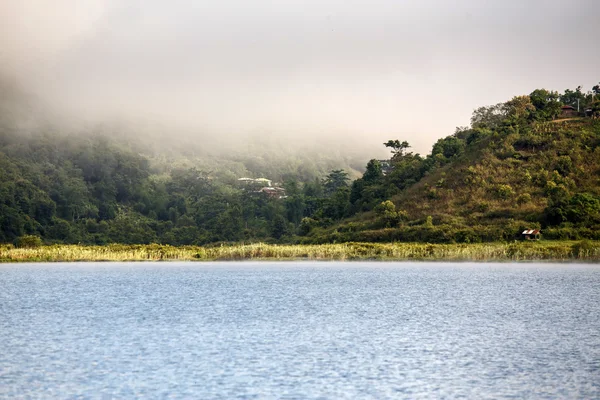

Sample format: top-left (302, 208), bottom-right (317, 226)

top-left (1, 241), bottom-right (599, 262)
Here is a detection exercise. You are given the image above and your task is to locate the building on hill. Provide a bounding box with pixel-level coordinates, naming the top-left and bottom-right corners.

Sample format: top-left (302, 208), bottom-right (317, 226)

top-left (257, 186), bottom-right (286, 199)
top-left (559, 105), bottom-right (578, 118)
top-left (521, 229), bottom-right (541, 241)
top-left (237, 177), bottom-right (272, 187)
top-left (254, 178), bottom-right (272, 187)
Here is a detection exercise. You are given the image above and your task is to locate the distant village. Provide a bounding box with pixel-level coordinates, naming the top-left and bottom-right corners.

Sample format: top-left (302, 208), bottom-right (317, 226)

top-left (237, 177), bottom-right (287, 199)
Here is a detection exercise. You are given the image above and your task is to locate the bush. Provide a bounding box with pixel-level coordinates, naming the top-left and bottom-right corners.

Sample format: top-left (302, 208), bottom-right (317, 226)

top-left (374, 201), bottom-right (405, 228)
top-left (15, 235), bottom-right (43, 248)
top-left (571, 240), bottom-right (595, 258)
top-left (475, 201), bottom-right (490, 213)
top-left (299, 217), bottom-right (318, 235)
top-left (555, 156), bottom-right (573, 175)
top-left (495, 184), bottom-right (515, 199)
top-left (516, 193), bottom-right (532, 205)
top-left (427, 188), bottom-right (439, 199)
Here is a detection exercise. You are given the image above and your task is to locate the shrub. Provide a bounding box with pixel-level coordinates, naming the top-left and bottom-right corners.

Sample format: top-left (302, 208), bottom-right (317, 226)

top-left (572, 240), bottom-right (595, 258)
top-left (516, 193), bottom-right (532, 205)
top-left (15, 235), bottom-right (43, 248)
top-left (424, 216), bottom-right (433, 228)
top-left (495, 184), bottom-right (514, 199)
top-left (475, 201), bottom-right (490, 213)
top-left (427, 188), bottom-right (439, 199)
top-left (555, 156), bottom-right (573, 175)
top-left (299, 217), bottom-right (318, 235)
top-left (374, 201), bottom-right (405, 228)
top-left (374, 200), bottom-right (396, 216)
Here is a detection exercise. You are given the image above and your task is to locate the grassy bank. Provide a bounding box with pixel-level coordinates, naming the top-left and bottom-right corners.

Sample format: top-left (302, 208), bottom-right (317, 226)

top-left (1, 241), bottom-right (599, 262)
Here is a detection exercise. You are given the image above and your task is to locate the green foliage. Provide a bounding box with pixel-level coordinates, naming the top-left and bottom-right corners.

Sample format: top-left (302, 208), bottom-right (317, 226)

top-left (384, 140), bottom-right (411, 160)
top-left (495, 184), bottom-right (515, 200)
top-left (566, 193), bottom-right (600, 224)
top-left (299, 217), bottom-right (318, 235)
top-left (560, 86), bottom-right (585, 109)
top-left (424, 216), bottom-right (433, 228)
top-left (432, 136), bottom-right (466, 159)
top-left (528, 89), bottom-right (562, 121)
top-left (471, 103), bottom-right (507, 130)
top-left (555, 156), bottom-right (573, 175)
top-left (572, 239), bottom-right (595, 257)
top-left (363, 159), bottom-right (383, 183)
top-left (322, 170), bottom-right (349, 195)
top-left (15, 235), bottom-right (42, 248)
top-left (373, 200), bottom-right (406, 228)
top-left (374, 200), bottom-right (396, 216)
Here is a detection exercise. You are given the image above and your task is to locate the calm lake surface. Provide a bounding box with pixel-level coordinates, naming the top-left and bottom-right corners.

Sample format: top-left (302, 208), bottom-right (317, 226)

top-left (1, 262), bottom-right (599, 399)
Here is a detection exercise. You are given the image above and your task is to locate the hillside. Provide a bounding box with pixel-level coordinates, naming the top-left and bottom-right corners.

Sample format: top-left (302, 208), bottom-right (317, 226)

top-left (303, 91), bottom-right (600, 243)
top-left (1, 82), bottom-right (599, 246)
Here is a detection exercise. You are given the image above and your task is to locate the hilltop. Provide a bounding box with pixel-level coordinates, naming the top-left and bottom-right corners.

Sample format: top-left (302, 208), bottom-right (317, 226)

top-left (302, 88), bottom-right (600, 243)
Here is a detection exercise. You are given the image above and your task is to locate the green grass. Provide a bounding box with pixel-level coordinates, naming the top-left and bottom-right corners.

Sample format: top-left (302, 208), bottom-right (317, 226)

top-left (1, 241), bottom-right (599, 262)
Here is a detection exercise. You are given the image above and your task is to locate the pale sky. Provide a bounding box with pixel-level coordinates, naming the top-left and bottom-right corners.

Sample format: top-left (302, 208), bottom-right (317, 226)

top-left (1, 0), bottom-right (598, 154)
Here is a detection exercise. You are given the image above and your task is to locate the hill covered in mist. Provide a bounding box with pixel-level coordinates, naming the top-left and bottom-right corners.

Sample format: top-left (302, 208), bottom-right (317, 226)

top-left (1, 80), bottom-right (599, 245)
top-left (0, 76), bottom-right (373, 245)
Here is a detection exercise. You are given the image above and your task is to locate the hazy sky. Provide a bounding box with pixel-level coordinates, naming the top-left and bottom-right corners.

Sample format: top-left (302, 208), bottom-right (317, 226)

top-left (1, 0), bottom-right (599, 153)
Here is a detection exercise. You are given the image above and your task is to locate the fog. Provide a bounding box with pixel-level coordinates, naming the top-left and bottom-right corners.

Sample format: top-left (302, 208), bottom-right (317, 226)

top-left (1, 0), bottom-right (599, 155)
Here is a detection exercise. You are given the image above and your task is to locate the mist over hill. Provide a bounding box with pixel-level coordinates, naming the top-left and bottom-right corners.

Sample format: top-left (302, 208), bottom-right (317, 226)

top-left (1, 77), bottom-right (599, 245)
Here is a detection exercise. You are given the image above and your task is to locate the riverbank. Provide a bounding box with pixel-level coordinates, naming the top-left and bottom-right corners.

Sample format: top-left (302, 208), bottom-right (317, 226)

top-left (1, 241), bottom-right (599, 262)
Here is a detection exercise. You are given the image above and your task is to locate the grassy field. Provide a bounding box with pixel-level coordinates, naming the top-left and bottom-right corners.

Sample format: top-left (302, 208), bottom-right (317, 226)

top-left (1, 241), bottom-right (599, 262)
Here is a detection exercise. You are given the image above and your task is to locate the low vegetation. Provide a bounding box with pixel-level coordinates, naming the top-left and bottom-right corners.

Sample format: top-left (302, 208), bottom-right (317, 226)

top-left (1, 241), bottom-right (599, 262)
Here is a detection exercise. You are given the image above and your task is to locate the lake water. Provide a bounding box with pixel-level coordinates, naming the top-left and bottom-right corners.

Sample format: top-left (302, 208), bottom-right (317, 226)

top-left (1, 262), bottom-right (599, 399)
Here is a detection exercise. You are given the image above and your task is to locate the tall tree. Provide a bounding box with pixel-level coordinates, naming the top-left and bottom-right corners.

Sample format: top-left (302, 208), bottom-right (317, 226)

top-left (323, 170), bottom-right (349, 196)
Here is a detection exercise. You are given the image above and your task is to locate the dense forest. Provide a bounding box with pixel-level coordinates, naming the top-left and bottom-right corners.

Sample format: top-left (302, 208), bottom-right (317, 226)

top-left (1, 83), bottom-right (599, 245)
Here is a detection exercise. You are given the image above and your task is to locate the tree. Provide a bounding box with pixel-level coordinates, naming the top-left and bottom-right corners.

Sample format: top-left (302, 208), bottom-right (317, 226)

top-left (363, 159), bottom-right (383, 183)
top-left (374, 200), bottom-right (405, 227)
top-left (529, 89), bottom-right (561, 121)
top-left (322, 187), bottom-right (350, 220)
top-left (384, 140), bottom-right (411, 158)
top-left (471, 103), bottom-right (507, 129)
top-left (567, 193), bottom-right (600, 224)
top-left (431, 136), bottom-right (465, 159)
top-left (323, 170), bottom-right (349, 196)
top-left (505, 95), bottom-right (535, 124)
top-left (271, 214), bottom-right (288, 239)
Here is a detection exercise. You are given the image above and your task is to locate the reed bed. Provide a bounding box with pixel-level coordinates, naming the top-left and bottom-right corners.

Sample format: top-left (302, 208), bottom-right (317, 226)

top-left (1, 241), bottom-right (599, 263)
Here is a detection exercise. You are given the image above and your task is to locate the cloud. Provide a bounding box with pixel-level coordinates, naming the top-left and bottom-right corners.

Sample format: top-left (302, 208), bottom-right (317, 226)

top-left (1, 0), bottom-right (599, 154)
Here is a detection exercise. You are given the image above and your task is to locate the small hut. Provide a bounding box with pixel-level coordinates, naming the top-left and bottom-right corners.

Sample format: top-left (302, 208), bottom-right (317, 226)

top-left (521, 229), bottom-right (541, 240)
top-left (559, 105), bottom-right (578, 118)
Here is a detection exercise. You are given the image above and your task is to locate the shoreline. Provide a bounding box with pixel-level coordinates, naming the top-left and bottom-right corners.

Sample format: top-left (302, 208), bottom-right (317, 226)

top-left (1, 241), bottom-right (599, 263)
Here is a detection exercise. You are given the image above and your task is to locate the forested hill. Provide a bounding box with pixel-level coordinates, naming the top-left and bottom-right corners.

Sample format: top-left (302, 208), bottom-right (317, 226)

top-left (0, 78), bottom-right (367, 245)
top-left (1, 83), bottom-right (600, 245)
top-left (304, 86), bottom-right (600, 243)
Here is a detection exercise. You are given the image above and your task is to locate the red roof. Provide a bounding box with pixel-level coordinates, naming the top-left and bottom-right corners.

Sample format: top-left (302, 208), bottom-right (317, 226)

top-left (561, 105), bottom-right (575, 110)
